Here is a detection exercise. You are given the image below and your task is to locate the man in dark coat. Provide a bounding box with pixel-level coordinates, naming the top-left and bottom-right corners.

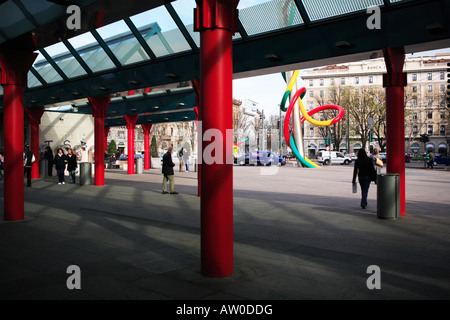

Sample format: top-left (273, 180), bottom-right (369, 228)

top-left (45, 146), bottom-right (54, 176)
top-left (162, 146), bottom-right (178, 194)
top-left (23, 145), bottom-right (34, 187)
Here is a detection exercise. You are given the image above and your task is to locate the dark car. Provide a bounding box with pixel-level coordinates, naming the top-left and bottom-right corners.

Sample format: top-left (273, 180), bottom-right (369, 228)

top-left (378, 153), bottom-right (411, 163)
top-left (405, 153), bottom-right (411, 163)
top-left (282, 152), bottom-right (295, 160)
top-left (433, 154), bottom-right (450, 166)
top-left (237, 152), bottom-right (286, 166)
top-left (119, 154), bottom-right (144, 160)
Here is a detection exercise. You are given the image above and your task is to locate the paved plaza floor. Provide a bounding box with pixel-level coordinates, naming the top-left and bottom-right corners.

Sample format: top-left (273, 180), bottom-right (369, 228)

top-left (0, 163), bottom-right (449, 300)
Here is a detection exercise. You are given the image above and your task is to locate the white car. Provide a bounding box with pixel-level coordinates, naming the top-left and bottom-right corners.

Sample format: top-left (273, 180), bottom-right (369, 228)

top-left (317, 151), bottom-right (352, 165)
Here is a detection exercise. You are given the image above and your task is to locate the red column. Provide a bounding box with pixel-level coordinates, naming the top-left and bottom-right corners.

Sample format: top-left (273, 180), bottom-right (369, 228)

top-left (141, 124), bottom-right (152, 170)
top-left (0, 48), bottom-right (38, 221)
top-left (124, 115), bottom-right (138, 174)
top-left (88, 96), bottom-right (110, 186)
top-left (195, 0), bottom-right (239, 277)
top-left (383, 47), bottom-right (407, 217)
top-left (104, 127), bottom-right (110, 151)
top-left (25, 107), bottom-right (45, 179)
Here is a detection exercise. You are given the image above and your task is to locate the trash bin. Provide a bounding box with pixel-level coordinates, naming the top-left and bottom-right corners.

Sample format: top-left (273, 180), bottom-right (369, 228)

top-left (79, 162), bottom-right (92, 185)
top-left (40, 159), bottom-right (48, 178)
top-left (136, 157), bottom-right (143, 174)
top-left (377, 174), bottom-right (400, 220)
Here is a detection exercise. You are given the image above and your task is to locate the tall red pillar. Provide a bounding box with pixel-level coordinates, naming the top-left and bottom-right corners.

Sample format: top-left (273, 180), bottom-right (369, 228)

top-left (124, 115), bottom-right (138, 175)
top-left (104, 126), bottom-right (110, 151)
top-left (25, 107), bottom-right (45, 179)
top-left (195, 0), bottom-right (239, 277)
top-left (0, 48), bottom-right (38, 221)
top-left (383, 47), bottom-right (407, 217)
top-left (141, 124), bottom-right (152, 170)
top-left (88, 96), bottom-right (110, 186)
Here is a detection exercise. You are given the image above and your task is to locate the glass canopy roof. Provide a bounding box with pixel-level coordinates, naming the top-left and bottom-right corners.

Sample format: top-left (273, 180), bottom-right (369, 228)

top-left (2, 0), bottom-right (414, 95)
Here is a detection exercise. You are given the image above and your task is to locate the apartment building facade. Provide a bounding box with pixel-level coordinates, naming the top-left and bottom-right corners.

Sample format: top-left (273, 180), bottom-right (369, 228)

top-left (301, 54), bottom-right (450, 157)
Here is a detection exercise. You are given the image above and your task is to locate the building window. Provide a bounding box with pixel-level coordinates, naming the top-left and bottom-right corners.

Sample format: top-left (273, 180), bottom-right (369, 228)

top-left (412, 98), bottom-right (418, 107)
top-left (428, 125), bottom-right (433, 135)
top-left (440, 125), bottom-right (446, 136)
top-left (320, 90), bottom-right (324, 98)
top-left (355, 77), bottom-right (359, 84)
top-left (320, 79), bottom-right (324, 86)
top-left (412, 74), bottom-right (417, 81)
top-left (118, 131), bottom-right (125, 139)
top-left (440, 84), bottom-right (445, 92)
top-left (413, 126), bottom-right (418, 135)
top-left (330, 78), bottom-right (335, 85)
top-left (441, 72), bottom-right (445, 80)
top-left (413, 112), bottom-right (418, 120)
top-left (441, 112), bottom-right (446, 119)
top-left (309, 90), bottom-right (314, 97)
top-left (309, 101), bottom-right (314, 110)
top-left (341, 78), bottom-right (345, 85)
top-left (427, 111), bottom-right (433, 119)
top-left (369, 76), bottom-right (373, 84)
top-left (427, 85), bottom-right (433, 92)
top-left (428, 73), bottom-right (432, 80)
top-left (412, 86), bottom-right (418, 93)
top-left (428, 98), bottom-right (433, 107)
top-left (309, 80), bottom-right (313, 86)
top-left (309, 127), bottom-right (314, 136)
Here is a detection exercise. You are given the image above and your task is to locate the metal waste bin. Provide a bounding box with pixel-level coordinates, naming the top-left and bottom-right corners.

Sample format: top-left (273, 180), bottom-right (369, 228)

top-left (377, 174), bottom-right (400, 220)
top-left (136, 157), bottom-right (143, 174)
top-left (40, 159), bottom-right (48, 178)
top-left (79, 162), bottom-right (92, 185)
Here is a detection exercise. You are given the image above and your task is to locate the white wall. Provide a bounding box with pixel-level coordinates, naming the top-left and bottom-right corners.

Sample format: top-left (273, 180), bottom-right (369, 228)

top-left (37, 112), bottom-right (94, 152)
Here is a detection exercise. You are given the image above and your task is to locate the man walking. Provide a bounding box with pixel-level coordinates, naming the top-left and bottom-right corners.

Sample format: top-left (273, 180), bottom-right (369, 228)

top-left (24, 145), bottom-right (35, 187)
top-left (162, 146), bottom-right (178, 194)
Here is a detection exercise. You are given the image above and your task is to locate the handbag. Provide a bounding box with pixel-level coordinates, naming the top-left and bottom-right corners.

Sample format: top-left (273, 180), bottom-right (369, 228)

top-left (369, 159), bottom-right (377, 182)
top-left (376, 157), bottom-right (383, 167)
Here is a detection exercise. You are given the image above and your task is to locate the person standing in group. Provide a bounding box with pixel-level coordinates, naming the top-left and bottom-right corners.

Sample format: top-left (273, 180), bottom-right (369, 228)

top-left (66, 148), bottom-right (77, 184)
top-left (45, 146), bottom-right (54, 176)
top-left (352, 148), bottom-right (377, 209)
top-left (23, 145), bottom-right (35, 187)
top-left (370, 148), bottom-right (383, 183)
top-left (0, 149), bottom-right (4, 182)
top-left (54, 148), bottom-right (67, 185)
top-left (162, 146), bottom-right (178, 194)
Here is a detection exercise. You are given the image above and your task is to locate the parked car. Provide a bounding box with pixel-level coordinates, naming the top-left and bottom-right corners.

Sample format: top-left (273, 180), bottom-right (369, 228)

top-left (405, 153), bottom-right (411, 163)
top-left (282, 152), bottom-right (295, 160)
top-left (237, 151), bottom-right (286, 166)
top-left (119, 154), bottom-right (144, 160)
top-left (317, 151), bottom-right (352, 165)
top-left (433, 154), bottom-right (450, 166)
top-left (378, 152), bottom-right (412, 163)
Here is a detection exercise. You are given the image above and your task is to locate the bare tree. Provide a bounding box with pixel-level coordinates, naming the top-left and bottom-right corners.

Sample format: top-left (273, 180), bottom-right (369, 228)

top-left (314, 86), bottom-right (348, 151)
top-left (341, 86), bottom-right (384, 150)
